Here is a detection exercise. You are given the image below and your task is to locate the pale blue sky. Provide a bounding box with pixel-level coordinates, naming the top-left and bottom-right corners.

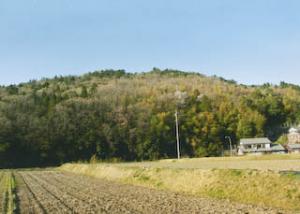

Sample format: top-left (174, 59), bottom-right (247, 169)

top-left (1, 0), bottom-right (300, 85)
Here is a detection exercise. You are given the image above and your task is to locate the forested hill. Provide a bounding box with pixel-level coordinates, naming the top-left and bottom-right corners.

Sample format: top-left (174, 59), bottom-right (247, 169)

top-left (1, 69), bottom-right (300, 168)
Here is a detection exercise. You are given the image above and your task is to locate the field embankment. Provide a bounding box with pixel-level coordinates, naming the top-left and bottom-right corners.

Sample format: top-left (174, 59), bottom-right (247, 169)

top-left (60, 155), bottom-right (300, 212)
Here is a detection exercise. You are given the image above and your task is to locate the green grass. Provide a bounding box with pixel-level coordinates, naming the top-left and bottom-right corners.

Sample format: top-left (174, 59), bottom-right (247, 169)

top-left (0, 171), bottom-right (18, 214)
top-left (61, 155), bottom-right (300, 212)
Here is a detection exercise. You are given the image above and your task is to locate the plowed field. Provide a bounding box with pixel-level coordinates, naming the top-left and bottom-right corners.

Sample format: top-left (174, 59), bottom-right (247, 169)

top-left (0, 170), bottom-right (290, 213)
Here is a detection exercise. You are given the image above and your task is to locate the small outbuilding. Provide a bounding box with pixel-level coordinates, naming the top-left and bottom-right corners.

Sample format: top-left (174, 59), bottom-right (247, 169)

top-left (286, 144), bottom-right (300, 154)
top-left (238, 138), bottom-right (286, 155)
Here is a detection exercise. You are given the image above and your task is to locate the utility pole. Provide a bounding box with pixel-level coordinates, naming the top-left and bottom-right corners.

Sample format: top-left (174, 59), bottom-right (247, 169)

top-left (175, 109), bottom-right (180, 159)
top-left (225, 136), bottom-right (233, 156)
top-left (174, 88), bottom-right (187, 160)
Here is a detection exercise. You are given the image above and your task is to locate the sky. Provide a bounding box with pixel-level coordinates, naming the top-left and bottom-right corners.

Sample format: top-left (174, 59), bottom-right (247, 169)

top-left (1, 0), bottom-right (300, 85)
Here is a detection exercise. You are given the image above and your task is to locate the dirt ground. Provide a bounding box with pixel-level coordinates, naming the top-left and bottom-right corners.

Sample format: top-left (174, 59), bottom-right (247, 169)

top-left (12, 170), bottom-right (289, 214)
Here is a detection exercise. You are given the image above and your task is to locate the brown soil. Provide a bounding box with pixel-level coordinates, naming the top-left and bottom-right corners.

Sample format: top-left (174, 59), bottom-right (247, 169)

top-left (14, 171), bottom-right (289, 214)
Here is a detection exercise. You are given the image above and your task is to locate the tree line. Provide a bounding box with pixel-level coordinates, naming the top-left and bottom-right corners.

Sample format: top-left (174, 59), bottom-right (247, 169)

top-left (0, 69), bottom-right (300, 168)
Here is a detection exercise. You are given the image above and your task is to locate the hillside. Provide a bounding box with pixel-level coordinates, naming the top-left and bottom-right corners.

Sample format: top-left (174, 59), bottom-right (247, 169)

top-left (1, 69), bottom-right (300, 167)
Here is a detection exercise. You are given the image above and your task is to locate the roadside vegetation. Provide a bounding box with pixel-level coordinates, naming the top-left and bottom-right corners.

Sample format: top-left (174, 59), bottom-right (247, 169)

top-left (61, 155), bottom-right (300, 212)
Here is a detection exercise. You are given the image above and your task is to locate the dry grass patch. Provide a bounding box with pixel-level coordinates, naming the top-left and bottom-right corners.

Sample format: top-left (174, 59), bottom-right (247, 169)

top-left (113, 154), bottom-right (300, 171)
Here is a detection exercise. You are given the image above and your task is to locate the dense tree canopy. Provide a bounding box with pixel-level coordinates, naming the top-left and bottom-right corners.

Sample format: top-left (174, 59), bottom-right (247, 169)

top-left (0, 69), bottom-right (300, 168)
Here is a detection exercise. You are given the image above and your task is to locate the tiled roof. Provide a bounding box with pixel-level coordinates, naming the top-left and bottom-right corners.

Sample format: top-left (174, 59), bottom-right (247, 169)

top-left (240, 138), bottom-right (271, 145)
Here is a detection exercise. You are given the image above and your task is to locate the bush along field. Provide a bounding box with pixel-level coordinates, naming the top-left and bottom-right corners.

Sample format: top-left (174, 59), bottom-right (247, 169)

top-left (60, 157), bottom-right (300, 212)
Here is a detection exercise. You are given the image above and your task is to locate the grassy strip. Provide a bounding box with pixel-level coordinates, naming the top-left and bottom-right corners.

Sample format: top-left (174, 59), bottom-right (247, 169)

top-left (1, 172), bottom-right (18, 214)
top-left (60, 163), bottom-right (300, 212)
top-left (1, 172), bottom-right (8, 214)
top-left (9, 173), bottom-right (18, 214)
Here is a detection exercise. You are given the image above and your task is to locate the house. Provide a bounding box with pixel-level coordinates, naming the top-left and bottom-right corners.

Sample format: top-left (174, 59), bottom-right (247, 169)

top-left (287, 127), bottom-right (300, 144)
top-left (286, 126), bottom-right (300, 153)
top-left (286, 143), bottom-right (300, 154)
top-left (238, 138), bottom-right (286, 155)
